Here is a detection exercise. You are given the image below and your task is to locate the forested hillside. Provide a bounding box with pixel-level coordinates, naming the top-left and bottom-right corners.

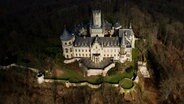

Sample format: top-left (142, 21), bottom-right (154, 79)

top-left (0, 0), bottom-right (183, 103)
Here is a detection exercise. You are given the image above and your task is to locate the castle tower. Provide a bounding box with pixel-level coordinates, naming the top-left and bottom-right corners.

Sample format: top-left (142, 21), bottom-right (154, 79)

top-left (129, 23), bottom-right (135, 48)
top-left (90, 10), bottom-right (104, 37)
top-left (93, 10), bottom-right (102, 27)
top-left (60, 28), bottom-right (75, 59)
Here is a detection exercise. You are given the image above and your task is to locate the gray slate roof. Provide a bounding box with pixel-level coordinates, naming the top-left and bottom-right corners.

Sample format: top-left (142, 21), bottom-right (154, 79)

top-left (102, 21), bottom-right (112, 30)
top-left (119, 29), bottom-right (132, 47)
top-left (119, 29), bottom-right (132, 38)
top-left (74, 36), bottom-right (120, 47)
top-left (60, 29), bottom-right (74, 41)
top-left (114, 22), bottom-right (122, 29)
top-left (81, 58), bottom-right (113, 69)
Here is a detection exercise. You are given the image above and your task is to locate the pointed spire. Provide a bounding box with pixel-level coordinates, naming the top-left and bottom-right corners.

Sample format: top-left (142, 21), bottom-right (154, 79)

top-left (90, 41), bottom-right (91, 48)
top-left (60, 27), bottom-right (73, 41)
top-left (101, 41), bottom-right (103, 48)
top-left (94, 35), bottom-right (98, 43)
top-left (92, 35), bottom-right (99, 46)
top-left (121, 32), bottom-right (125, 47)
top-left (62, 28), bottom-right (70, 37)
top-left (123, 33), bottom-right (125, 45)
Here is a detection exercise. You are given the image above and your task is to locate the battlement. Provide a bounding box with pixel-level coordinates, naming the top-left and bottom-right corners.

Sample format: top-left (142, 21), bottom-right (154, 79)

top-left (92, 10), bottom-right (102, 28)
top-left (92, 10), bottom-right (101, 14)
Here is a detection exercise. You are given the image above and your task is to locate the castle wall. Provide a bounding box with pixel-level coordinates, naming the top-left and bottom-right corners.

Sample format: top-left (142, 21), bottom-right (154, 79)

top-left (90, 28), bottom-right (104, 37)
top-left (73, 47), bottom-right (90, 58)
top-left (119, 48), bottom-right (132, 63)
top-left (72, 46), bottom-right (121, 61)
top-left (103, 47), bottom-right (120, 59)
top-left (125, 48), bottom-right (132, 61)
top-left (87, 69), bottom-right (103, 76)
top-left (61, 37), bottom-right (75, 59)
top-left (60, 10), bottom-right (136, 70)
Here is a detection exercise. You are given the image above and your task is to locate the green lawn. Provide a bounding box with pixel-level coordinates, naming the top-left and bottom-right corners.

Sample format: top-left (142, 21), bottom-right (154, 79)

top-left (104, 73), bottom-right (123, 84)
top-left (85, 75), bottom-right (103, 84)
top-left (45, 65), bottom-right (135, 84)
top-left (45, 67), bottom-right (83, 83)
top-left (119, 78), bottom-right (134, 89)
top-left (104, 66), bottom-right (135, 84)
top-left (44, 57), bottom-right (136, 85)
top-left (132, 48), bottom-right (139, 62)
top-left (63, 69), bottom-right (83, 83)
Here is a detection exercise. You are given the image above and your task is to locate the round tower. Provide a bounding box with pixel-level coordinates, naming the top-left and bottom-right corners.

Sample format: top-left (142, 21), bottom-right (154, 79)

top-left (37, 72), bottom-right (44, 84)
top-left (60, 29), bottom-right (75, 59)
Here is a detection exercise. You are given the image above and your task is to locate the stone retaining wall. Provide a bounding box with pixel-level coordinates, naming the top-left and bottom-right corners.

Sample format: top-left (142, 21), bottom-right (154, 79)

top-left (64, 58), bottom-right (80, 64)
top-left (44, 79), bottom-right (101, 89)
top-left (65, 81), bottom-right (101, 89)
top-left (103, 63), bottom-right (115, 76)
top-left (44, 78), bottom-right (129, 89)
top-left (87, 69), bottom-right (103, 76)
top-left (87, 63), bottom-right (115, 76)
top-left (119, 83), bottom-right (136, 94)
top-left (0, 63), bottom-right (38, 73)
top-left (138, 61), bottom-right (150, 78)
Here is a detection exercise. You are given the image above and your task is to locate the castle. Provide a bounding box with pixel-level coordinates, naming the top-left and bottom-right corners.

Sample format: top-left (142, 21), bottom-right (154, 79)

top-left (60, 10), bottom-right (136, 76)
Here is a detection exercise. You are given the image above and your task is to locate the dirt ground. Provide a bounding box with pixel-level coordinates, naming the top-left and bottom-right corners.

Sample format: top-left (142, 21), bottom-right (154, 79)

top-left (51, 68), bottom-right (64, 77)
top-left (144, 79), bottom-right (158, 104)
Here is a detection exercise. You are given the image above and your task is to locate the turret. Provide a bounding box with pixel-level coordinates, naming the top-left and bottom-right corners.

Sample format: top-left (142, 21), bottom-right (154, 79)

top-left (60, 28), bottom-right (75, 59)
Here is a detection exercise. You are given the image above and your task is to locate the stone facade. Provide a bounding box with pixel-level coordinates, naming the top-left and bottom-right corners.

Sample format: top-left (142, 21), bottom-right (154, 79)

top-left (138, 61), bottom-right (150, 78)
top-left (60, 10), bottom-right (136, 76)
